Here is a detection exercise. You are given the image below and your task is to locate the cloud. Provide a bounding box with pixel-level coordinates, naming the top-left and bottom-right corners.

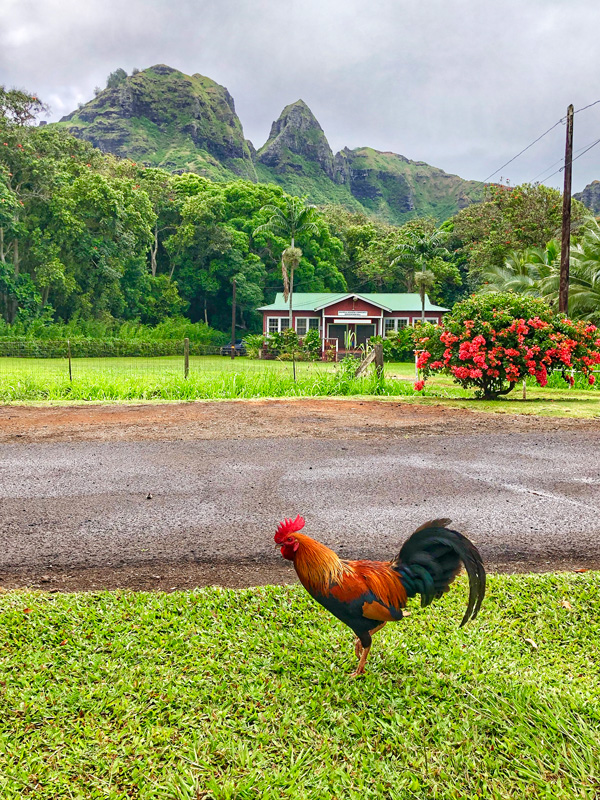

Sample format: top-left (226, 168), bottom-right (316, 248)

top-left (1, 0), bottom-right (599, 191)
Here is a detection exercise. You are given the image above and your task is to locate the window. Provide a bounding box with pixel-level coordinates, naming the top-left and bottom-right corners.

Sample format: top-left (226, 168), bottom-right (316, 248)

top-left (267, 317), bottom-right (290, 333)
top-left (296, 317), bottom-right (320, 335)
top-left (384, 318), bottom-right (409, 334)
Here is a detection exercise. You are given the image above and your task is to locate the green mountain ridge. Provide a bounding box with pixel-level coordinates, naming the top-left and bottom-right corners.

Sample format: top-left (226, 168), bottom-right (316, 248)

top-left (56, 64), bottom-right (484, 223)
top-left (574, 181), bottom-right (600, 216)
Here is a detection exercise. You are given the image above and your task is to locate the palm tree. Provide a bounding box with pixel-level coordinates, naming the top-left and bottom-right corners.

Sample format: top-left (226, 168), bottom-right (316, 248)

top-left (540, 220), bottom-right (600, 321)
top-left (390, 229), bottom-right (449, 291)
top-left (254, 195), bottom-right (319, 326)
top-left (414, 269), bottom-right (435, 322)
top-left (254, 196), bottom-right (320, 378)
top-left (479, 241), bottom-right (559, 299)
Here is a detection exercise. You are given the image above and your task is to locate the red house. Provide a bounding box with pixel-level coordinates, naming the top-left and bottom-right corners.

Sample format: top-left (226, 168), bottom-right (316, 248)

top-left (258, 292), bottom-right (448, 357)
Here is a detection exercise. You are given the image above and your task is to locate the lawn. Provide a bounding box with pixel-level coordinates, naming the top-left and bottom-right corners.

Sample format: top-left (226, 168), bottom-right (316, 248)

top-left (0, 355), bottom-right (598, 416)
top-left (1, 573), bottom-right (599, 799)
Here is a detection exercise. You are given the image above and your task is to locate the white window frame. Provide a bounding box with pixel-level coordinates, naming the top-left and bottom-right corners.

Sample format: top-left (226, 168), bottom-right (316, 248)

top-left (267, 316), bottom-right (290, 333)
top-left (384, 317), bottom-right (410, 334)
top-left (412, 316), bottom-right (441, 326)
top-left (295, 316), bottom-right (320, 336)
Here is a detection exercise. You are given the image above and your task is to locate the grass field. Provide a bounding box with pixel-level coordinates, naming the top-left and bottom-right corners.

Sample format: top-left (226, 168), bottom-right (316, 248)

top-left (0, 355), bottom-right (598, 416)
top-left (1, 573), bottom-right (598, 799)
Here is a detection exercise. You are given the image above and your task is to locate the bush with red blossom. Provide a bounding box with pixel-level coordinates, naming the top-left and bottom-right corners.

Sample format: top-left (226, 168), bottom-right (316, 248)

top-left (414, 293), bottom-right (600, 399)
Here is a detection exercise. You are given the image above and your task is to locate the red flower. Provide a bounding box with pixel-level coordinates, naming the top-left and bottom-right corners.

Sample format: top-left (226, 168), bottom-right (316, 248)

top-left (414, 380), bottom-right (425, 392)
top-left (589, 375), bottom-right (596, 386)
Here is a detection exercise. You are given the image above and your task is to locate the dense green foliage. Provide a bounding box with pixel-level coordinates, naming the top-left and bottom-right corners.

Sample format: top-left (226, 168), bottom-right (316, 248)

top-left (449, 183), bottom-right (588, 291)
top-left (1, 573), bottom-right (599, 798)
top-left (479, 219), bottom-right (600, 324)
top-left (416, 293), bottom-right (600, 399)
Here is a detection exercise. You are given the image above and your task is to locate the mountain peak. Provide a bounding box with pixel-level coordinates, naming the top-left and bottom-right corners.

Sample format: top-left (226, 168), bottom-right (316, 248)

top-left (257, 100), bottom-right (335, 178)
top-left (574, 180), bottom-right (600, 215)
top-left (57, 65), bottom-right (256, 181)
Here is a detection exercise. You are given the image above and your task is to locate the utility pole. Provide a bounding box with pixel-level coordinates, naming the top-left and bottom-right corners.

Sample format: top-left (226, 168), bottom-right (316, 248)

top-left (230, 278), bottom-right (236, 359)
top-left (559, 104), bottom-right (574, 314)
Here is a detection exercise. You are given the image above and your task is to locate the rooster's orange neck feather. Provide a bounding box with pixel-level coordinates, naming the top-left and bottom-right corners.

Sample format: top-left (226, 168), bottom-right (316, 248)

top-left (292, 534), bottom-right (350, 594)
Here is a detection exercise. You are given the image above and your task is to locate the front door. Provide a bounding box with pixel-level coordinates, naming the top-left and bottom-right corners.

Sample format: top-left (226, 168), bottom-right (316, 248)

top-left (328, 324), bottom-right (347, 351)
top-left (355, 324), bottom-right (376, 347)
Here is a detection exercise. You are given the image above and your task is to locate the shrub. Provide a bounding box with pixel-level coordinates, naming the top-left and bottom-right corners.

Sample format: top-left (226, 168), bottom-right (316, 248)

top-left (302, 328), bottom-right (322, 361)
top-left (415, 292), bottom-right (600, 399)
top-left (243, 334), bottom-right (266, 359)
top-left (372, 327), bottom-right (415, 361)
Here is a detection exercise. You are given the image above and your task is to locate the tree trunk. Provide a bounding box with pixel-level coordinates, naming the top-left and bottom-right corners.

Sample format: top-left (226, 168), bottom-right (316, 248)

top-left (483, 381), bottom-right (516, 400)
top-left (289, 236), bottom-right (295, 381)
top-left (204, 297), bottom-right (208, 325)
top-left (0, 227), bottom-right (5, 263)
top-left (150, 224), bottom-right (158, 277)
top-left (13, 239), bottom-right (19, 275)
top-left (8, 238), bottom-right (19, 323)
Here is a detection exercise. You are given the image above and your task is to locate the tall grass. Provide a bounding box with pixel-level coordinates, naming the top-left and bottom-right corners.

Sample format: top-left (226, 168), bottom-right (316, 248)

top-left (0, 369), bottom-right (416, 402)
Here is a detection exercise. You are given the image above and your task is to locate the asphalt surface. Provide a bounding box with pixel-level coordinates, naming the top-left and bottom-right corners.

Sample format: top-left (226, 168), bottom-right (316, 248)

top-left (1, 425), bottom-right (599, 589)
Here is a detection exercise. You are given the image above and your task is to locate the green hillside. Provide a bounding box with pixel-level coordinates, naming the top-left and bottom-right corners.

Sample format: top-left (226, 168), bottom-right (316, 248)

top-left (56, 64), bottom-right (256, 181)
top-left (54, 65), bottom-right (483, 223)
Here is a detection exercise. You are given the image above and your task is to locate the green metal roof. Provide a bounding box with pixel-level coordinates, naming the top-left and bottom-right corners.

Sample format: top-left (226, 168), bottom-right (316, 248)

top-left (257, 292), bottom-right (449, 313)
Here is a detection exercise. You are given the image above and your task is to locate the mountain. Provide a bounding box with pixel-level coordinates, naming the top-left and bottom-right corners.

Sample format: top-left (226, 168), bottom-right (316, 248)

top-left (57, 64), bottom-right (256, 181)
top-left (574, 181), bottom-right (600, 215)
top-left (255, 102), bottom-right (482, 222)
top-left (55, 65), bottom-right (483, 223)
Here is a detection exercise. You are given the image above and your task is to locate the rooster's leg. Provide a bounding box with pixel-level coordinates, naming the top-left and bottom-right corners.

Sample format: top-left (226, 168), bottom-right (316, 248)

top-left (351, 623), bottom-right (386, 677)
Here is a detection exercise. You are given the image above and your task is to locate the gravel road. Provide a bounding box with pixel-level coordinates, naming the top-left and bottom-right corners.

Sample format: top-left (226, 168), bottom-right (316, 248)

top-left (0, 400), bottom-right (599, 590)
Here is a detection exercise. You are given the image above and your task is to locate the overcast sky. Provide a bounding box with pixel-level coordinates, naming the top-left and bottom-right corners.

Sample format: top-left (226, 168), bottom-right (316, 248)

top-left (1, 0), bottom-right (599, 192)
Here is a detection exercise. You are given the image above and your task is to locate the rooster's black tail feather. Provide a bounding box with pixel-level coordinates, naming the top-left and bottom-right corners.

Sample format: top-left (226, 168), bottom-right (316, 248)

top-left (392, 519), bottom-right (486, 626)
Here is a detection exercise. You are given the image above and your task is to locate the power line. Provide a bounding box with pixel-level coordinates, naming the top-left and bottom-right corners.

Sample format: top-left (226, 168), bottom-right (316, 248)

top-left (479, 99), bottom-right (600, 187)
top-left (480, 118), bottom-right (564, 185)
top-left (575, 99), bottom-right (600, 114)
top-left (531, 135), bottom-right (600, 183)
top-left (538, 135), bottom-right (600, 184)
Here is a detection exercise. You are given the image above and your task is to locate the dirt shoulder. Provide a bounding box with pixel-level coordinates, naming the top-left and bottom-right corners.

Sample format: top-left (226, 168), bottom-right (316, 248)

top-left (2, 397), bottom-right (599, 445)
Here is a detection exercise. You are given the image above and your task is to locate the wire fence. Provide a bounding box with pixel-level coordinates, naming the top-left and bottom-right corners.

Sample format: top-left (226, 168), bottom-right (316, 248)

top-left (0, 339), bottom-right (597, 403)
top-left (0, 338), bottom-right (334, 384)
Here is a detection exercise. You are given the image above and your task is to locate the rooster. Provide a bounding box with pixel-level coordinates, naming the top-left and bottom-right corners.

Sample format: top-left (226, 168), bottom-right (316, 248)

top-left (275, 515), bottom-right (485, 676)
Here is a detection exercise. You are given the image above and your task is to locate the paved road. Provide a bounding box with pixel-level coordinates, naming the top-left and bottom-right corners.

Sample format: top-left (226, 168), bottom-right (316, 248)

top-left (1, 427), bottom-right (599, 587)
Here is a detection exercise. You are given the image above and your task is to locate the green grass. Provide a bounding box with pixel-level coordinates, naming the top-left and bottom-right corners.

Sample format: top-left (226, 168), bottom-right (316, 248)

top-left (1, 573), bottom-right (599, 798)
top-left (0, 355), bottom-right (598, 416)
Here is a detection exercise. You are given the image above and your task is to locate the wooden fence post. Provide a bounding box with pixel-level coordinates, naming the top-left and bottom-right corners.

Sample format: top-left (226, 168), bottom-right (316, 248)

top-left (374, 343), bottom-right (384, 379)
top-left (67, 339), bottom-right (72, 382)
top-left (184, 337), bottom-right (189, 379)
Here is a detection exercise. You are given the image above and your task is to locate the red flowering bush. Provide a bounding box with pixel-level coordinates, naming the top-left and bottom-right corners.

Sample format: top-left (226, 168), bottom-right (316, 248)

top-left (414, 293), bottom-right (600, 399)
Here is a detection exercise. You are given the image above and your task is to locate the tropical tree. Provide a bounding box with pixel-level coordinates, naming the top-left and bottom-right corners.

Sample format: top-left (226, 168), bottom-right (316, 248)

top-left (540, 219), bottom-right (600, 322)
top-left (479, 241), bottom-right (558, 297)
top-left (390, 228), bottom-right (449, 291)
top-left (253, 195), bottom-right (320, 327)
top-left (414, 269), bottom-right (435, 322)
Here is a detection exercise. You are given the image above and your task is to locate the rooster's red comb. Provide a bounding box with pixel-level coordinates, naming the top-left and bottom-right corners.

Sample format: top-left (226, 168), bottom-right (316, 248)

top-left (274, 514), bottom-right (305, 543)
